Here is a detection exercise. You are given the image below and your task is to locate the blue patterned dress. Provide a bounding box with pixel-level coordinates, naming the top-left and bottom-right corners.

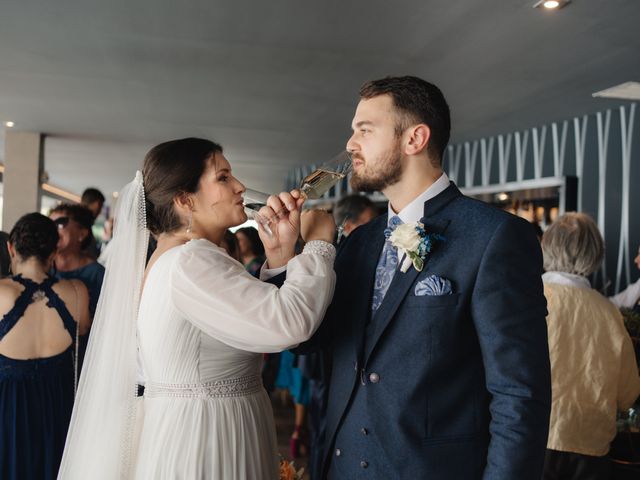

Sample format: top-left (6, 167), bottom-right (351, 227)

top-left (0, 275), bottom-right (76, 480)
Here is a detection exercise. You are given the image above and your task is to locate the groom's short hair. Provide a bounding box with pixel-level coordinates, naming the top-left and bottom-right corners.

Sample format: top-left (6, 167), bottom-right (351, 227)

top-left (359, 76), bottom-right (451, 166)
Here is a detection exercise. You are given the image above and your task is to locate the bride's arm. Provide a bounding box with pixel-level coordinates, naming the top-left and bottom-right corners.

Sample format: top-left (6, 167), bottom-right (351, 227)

top-left (171, 239), bottom-right (335, 353)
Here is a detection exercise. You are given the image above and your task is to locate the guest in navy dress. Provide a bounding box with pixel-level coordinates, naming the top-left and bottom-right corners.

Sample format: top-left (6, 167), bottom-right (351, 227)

top-left (0, 213), bottom-right (90, 479)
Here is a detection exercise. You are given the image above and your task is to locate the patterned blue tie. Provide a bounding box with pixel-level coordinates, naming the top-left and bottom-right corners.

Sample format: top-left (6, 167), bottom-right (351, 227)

top-left (371, 216), bottom-right (403, 317)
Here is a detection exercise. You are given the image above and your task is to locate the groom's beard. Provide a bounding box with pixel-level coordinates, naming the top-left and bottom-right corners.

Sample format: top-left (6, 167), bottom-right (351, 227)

top-left (350, 145), bottom-right (403, 193)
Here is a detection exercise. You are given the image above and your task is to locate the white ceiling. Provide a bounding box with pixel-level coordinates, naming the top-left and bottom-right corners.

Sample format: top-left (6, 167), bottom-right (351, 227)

top-left (0, 0), bottom-right (638, 199)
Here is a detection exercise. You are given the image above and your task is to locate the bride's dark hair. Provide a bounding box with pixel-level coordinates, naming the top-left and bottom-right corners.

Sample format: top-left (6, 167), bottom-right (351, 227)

top-left (142, 138), bottom-right (223, 235)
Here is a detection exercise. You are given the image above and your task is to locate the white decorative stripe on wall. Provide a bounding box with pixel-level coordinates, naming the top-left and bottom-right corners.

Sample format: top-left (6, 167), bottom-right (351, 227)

top-left (532, 126), bottom-right (547, 180)
top-left (514, 130), bottom-right (529, 183)
top-left (551, 121), bottom-right (568, 180)
top-left (464, 141), bottom-right (479, 188)
top-left (573, 115), bottom-right (588, 213)
top-left (616, 103), bottom-right (635, 292)
top-left (498, 133), bottom-right (512, 185)
top-left (593, 110), bottom-right (611, 288)
top-left (481, 137), bottom-right (494, 187)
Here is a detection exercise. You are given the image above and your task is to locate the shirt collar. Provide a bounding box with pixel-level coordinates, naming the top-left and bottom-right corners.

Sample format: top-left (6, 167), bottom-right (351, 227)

top-left (542, 271), bottom-right (592, 289)
top-left (387, 172), bottom-right (450, 225)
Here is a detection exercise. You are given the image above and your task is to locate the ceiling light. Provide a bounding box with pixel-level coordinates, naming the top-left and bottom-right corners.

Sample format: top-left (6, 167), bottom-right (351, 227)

top-left (533, 0), bottom-right (570, 9)
top-left (4, 121), bottom-right (15, 128)
top-left (496, 192), bottom-right (509, 202)
top-left (592, 82), bottom-right (640, 101)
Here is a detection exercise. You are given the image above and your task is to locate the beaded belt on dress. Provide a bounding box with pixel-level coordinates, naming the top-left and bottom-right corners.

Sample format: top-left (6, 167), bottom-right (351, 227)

top-left (144, 374), bottom-right (263, 399)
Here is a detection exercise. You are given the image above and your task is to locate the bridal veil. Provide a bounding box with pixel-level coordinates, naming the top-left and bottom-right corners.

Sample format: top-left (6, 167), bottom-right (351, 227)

top-left (58, 172), bottom-right (149, 479)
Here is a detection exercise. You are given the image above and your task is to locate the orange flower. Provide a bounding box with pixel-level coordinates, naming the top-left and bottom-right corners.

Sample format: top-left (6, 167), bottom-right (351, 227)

top-left (279, 459), bottom-right (296, 480)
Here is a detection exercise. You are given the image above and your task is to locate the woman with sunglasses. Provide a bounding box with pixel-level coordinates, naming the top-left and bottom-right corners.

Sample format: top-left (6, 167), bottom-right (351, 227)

top-left (49, 204), bottom-right (105, 318)
top-left (0, 213), bottom-right (90, 479)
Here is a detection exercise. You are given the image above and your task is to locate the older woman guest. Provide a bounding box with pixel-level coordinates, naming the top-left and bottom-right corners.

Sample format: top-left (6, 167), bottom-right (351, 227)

top-left (49, 204), bottom-right (105, 372)
top-left (541, 212), bottom-right (640, 480)
top-left (49, 204), bottom-right (104, 316)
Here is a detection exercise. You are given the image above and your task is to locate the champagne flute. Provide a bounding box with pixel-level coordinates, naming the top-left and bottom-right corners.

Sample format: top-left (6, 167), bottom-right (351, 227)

top-left (243, 189), bottom-right (275, 236)
top-left (297, 151), bottom-right (352, 200)
top-left (243, 151), bottom-right (352, 235)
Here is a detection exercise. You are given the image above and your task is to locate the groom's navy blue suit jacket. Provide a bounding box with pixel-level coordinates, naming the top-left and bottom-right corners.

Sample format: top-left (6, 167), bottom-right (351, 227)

top-left (294, 183), bottom-right (551, 479)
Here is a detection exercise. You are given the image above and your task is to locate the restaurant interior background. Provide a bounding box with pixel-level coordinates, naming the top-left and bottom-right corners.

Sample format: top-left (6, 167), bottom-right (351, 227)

top-left (0, 0), bottom-right (638, 294)
top-left (1, 1), bottom-right (640, 475)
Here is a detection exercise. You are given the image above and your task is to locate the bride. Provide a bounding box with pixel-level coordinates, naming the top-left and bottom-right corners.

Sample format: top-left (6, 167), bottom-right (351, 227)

top-left (58, 138), bottom-right (337, 479)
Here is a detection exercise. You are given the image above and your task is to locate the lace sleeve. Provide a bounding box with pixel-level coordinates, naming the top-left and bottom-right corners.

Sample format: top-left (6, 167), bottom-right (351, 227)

top-left (302, 240), bottom-right (336, 261)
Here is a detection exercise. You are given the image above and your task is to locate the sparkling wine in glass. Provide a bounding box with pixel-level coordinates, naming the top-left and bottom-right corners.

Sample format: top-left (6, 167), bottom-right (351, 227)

top-left (298, 151), bottom-right (352, 200)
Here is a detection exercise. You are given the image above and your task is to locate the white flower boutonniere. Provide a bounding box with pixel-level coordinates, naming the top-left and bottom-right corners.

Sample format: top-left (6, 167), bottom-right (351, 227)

top-left (389, 222), bottom-right (445, 273)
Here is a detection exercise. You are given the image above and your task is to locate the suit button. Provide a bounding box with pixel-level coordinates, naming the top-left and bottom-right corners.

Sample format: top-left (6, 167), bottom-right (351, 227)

top-left (335, 448), bottom-right (341, 457)
top-left (369, 372), bottom-right (380, 383)
top-left (361, 428), bottom-right (368, 435)
top-left (360, 461), bottom-right (369, 469)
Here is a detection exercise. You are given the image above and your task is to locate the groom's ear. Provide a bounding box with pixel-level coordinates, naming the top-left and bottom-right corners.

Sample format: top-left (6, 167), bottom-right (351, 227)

top-left (403, 123), bottom-right (431, 156)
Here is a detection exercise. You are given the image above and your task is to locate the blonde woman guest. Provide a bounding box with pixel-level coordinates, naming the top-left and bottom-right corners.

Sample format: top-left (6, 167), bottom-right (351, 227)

top-left (542, 212), bottom-right (640, 480)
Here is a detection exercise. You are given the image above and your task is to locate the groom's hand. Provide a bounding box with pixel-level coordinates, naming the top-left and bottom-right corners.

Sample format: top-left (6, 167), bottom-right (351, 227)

top-left (259, 190), bottom-right (304, 268)
top-left (300, 209), bottom-right (336, 244)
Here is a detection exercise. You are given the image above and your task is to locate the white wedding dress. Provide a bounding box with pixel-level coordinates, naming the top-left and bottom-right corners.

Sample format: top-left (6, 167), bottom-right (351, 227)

top-left (133, 238), bottom-right (335, 479)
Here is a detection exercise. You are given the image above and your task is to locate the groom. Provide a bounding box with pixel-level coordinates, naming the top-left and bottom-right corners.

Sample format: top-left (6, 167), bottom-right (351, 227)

top-left (285, 76), bottom-right (551, 479)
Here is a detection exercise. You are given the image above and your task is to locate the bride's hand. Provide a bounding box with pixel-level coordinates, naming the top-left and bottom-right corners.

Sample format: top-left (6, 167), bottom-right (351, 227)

top-left (258, 190), bottom-right (304, 268)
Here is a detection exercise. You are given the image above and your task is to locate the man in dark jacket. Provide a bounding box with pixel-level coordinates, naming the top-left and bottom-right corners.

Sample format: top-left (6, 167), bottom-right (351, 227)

top-left (290, 76), bottom-right (551, 479)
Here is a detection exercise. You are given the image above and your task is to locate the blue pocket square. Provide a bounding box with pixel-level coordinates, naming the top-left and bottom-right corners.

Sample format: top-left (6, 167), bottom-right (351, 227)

top-left (415, 275), bottom-right (453, 296)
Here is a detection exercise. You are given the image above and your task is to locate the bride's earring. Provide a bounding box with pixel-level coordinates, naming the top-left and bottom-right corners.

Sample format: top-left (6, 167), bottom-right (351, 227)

top-left (186, 210), bottom-right (193, 234)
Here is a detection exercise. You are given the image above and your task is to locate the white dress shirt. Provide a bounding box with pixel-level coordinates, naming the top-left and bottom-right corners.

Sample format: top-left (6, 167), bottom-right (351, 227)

top-left (388, 171), bottom-right (450, 224)
top-left (609, 278), bottom-right (640, 309)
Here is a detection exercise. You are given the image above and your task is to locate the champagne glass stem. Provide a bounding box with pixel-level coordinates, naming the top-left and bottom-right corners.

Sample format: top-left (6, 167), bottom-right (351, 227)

top-left (248, 209), bottom-right (274, 237)
top-left (243, 189), bottom-right (275, 236)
